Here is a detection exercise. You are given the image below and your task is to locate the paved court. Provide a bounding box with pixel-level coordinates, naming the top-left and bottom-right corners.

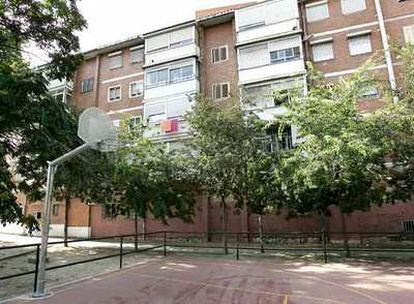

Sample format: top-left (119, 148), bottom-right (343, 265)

top-left (7, 256), bottom-right (414, 304)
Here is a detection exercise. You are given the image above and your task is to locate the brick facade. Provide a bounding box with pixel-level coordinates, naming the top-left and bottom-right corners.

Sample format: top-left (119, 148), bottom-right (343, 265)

top-left (18, 1), bottom-right (414, 238)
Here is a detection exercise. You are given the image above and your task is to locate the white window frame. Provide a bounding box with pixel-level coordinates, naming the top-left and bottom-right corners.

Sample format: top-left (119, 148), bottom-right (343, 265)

top-left (129, 116), bottom-right (142, 130)
top-left (108, 51), bottom-right (123, 70)
top-left (348, 33), bottom-right (372, 56)
top-left (129, 81), bottom-right (144, 98)
top-left (310, 39), bottom-right (334, 62)
top-left (306, 0), bottom-right (329, 23)
top-left (108, 85), bottom-right (122, 102)
top-left (340, 0), bottom-right (366, 15)
top-left (130, 46), bottom-right (144, 64)
top-left (212, 83), bottom-right (230, 101)
top-left (146, 63), bottom-right (195, 88)
top-left (211, 45), bottom-right (229, 64)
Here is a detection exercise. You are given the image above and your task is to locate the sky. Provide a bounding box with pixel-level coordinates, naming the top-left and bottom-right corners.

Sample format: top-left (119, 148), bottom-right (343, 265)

top-left (27, 0), bottom-right (253, 66)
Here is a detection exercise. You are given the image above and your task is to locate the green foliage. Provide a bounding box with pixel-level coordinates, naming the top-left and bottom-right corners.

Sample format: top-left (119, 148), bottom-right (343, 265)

top-left (105, 117), bottom-right (196, 224)
top-left (0, 0), bottom-right (86, 232)
top-left (275, 58), bottom-right (414, 216)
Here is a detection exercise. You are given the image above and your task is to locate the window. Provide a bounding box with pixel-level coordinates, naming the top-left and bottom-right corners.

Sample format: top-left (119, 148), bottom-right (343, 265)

top-left (170, 27), bottom-right (193, 47)
top-left (212, 83), bottom-right (230, 101)
top-left (311, 41), bottom-right (334, 62)
top-left (212, 46), bottom-right (228, 63)
top-left (403, 25), bottom-right (414, 44)
top-left (147, 69), bottom-right (168, 87)
top-left (108, 52), bottom-right (123, 69)
top-left (258, 125), bottom-right (293, 153)
top-left (81, 78), bottom-right (93, 93)
top-left (130, 47), bottom-right (144, 64)
top-left (402, 220), bottom-right (414, 233)
top-left (169, 65), bottom-right (193, 83)
top-left (239, 44), bottom-right (268, 69)
top-left (348, 34), bottom-right (372, 56)
top-left (360, 86), bottom-right (379, 100)
top-left (129, 81), bottom-right (143, 98)
top-left (270, 47), bottom-right (300, 63)
top-left (146, 27), bottom-right (193, 52)
top-left (306, 1), bottom-right (329, 22)
top-left (341, 0), bottom-right (366, 14)
top-left (167, 97), bottom-right (189, 118)
top-left (146, 102), bottom-right (165, 117)
top-left (238, 5), bottom-right (266, 30)
top-left (129, 116), bottom-right (142, 130)
top-left (36, 212), bottom-right (41, 219)
top-left (108, 85), bottom-right (121, 102)
top-left (52, 204), bottom-right (59, 216)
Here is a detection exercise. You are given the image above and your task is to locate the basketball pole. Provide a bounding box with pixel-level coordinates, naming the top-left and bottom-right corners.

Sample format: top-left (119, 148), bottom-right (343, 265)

top-left (33, 142), bottom-right (92, 297)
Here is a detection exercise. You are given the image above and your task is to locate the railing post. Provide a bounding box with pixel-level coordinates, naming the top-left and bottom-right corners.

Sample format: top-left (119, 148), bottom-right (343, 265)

top-left (119, 237), bottom-right (123, 269)
top-left (322, 230), bottom-right (328, 263)
top-left (163, 231), bottom-right (167, 257)
top-left (33, 244), bottom-right (40, 293)
top-left (236, 235), bottom-right (240, 261)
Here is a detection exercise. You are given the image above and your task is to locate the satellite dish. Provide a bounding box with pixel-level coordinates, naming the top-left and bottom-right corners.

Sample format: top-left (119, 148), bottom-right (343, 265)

top-left (78, 107), bottom-right (118, 151)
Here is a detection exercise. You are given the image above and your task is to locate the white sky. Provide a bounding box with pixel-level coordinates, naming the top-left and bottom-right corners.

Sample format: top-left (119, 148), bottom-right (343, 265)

top-left (27, 0), bottom-right (253, 66)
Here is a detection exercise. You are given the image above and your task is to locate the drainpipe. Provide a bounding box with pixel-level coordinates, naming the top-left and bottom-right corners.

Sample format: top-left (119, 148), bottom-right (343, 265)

top-left (374, 0), bottom-right (398, 103)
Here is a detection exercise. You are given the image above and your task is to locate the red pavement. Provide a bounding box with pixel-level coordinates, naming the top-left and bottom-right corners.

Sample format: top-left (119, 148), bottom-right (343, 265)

top-left (7, 256), bottom-right (414, 304)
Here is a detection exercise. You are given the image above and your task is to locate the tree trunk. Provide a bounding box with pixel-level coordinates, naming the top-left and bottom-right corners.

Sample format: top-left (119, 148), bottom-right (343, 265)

top-left (207, 195), bottom-right (212, 242)
top-left (319, 212), bottom-right (328, 263)
top-left (64, 195), bottom-right (70, 247)
top-left (134, 210), bottom-right (138, 251)
top-left (340, 211), bottom-right (351, 257)
top-left (221, 195), bottom-right (228, 255)
top-left (258, 214), bottom-right (264, 253)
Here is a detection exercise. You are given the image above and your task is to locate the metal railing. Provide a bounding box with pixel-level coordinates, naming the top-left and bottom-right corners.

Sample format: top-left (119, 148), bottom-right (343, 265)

top-left (1, 230), bottom-right (413, 296)
top-left (0, 231), bottom-right (165, 293)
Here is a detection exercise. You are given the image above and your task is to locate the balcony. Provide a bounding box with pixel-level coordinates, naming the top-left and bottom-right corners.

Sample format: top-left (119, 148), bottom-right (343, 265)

top-left (237, 19), bottom-right (300, 46)
top-left (145, 78), bottom-right (199, 100)
top-left (144, 119), bottom-right (191, 142)
top-left (239, 59), bottom-right (305, 85)
top-left (145, 44), bottom-right (200, 67)
top-left (235, 0), bottom-right (300, 46)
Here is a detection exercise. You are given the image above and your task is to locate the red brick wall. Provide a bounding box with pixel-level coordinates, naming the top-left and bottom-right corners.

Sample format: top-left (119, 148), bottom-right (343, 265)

top-left (201, 20), bottom-right (238, 101)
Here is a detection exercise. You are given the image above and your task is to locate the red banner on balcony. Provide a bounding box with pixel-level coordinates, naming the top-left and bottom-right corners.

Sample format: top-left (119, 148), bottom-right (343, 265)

top-left (160, 119), bottom-right (179, 133)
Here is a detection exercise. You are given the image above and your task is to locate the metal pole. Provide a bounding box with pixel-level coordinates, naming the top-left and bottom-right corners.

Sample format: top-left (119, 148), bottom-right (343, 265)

top-left (33, 244), bottom-right (40, 293)
top-left (163, 231), bottom-right (167, 257)
top-left (33, 143), bottom-right (91, 297)
top-left (33, 163), bottom-right (56, 297)
top-left (374, 0), bottom-right (398, 103)
top-left (119, 237), bottom-right (123, 269)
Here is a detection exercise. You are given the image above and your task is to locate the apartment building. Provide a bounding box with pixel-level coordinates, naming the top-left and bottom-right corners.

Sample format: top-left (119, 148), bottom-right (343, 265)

top-left (10, 0), bottom-right (414, 238)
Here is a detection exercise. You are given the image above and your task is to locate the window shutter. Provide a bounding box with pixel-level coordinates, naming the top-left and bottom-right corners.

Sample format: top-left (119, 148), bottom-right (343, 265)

top-left (404, 25), bottom-right (414, 44)
top-left (238, 5), bottom-right (266, 29)
top-left (341, 0), bottom-right (365, 14)
top-left (170, 27), bottom-right (193, 45)
top-left (306, 3), bottom-right (329, 22)
top-left (266, 0), bottom-right (298, 24)
top-left (167, 97), bottom-right (189, 118)
top-left (147, 33), bottom-right (169, 52)
top-left (239, 44), bottom-right (268, 69)
top-left (146, 102), bottom-right (165, 116)
top-left (311, 42), bottom-right (334, 62)
top-left (269, 37), bottom-right (300, 52)
top-left (348, 35), bottom-right (372, 55)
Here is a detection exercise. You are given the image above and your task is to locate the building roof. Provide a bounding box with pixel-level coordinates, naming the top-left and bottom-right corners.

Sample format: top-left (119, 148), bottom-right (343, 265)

top-left (195, 2), bottom-right (256, 21)
top-left (82, 35), bottom-right (144, 59)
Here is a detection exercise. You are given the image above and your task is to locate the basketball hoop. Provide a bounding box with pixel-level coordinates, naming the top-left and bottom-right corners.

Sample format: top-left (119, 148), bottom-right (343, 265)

top-left (33, 107), bottom-right (118, 297)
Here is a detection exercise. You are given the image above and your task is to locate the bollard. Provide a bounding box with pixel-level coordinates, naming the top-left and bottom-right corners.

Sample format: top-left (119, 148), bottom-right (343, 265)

top-left (33, 244), bottom-right (40, 293)
top-left (119, 237), bottom-right (123, 269)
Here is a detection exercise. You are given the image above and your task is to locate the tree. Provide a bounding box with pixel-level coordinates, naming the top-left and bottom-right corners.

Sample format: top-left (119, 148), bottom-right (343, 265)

top-left (187, 96), bottom-right (254, 253)
top-left (1, 0), bottom-right (86, 232)
top-left (275, 59), bottom-right (414, 255)
top-left (111, 118), bottom-right (196, 249)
